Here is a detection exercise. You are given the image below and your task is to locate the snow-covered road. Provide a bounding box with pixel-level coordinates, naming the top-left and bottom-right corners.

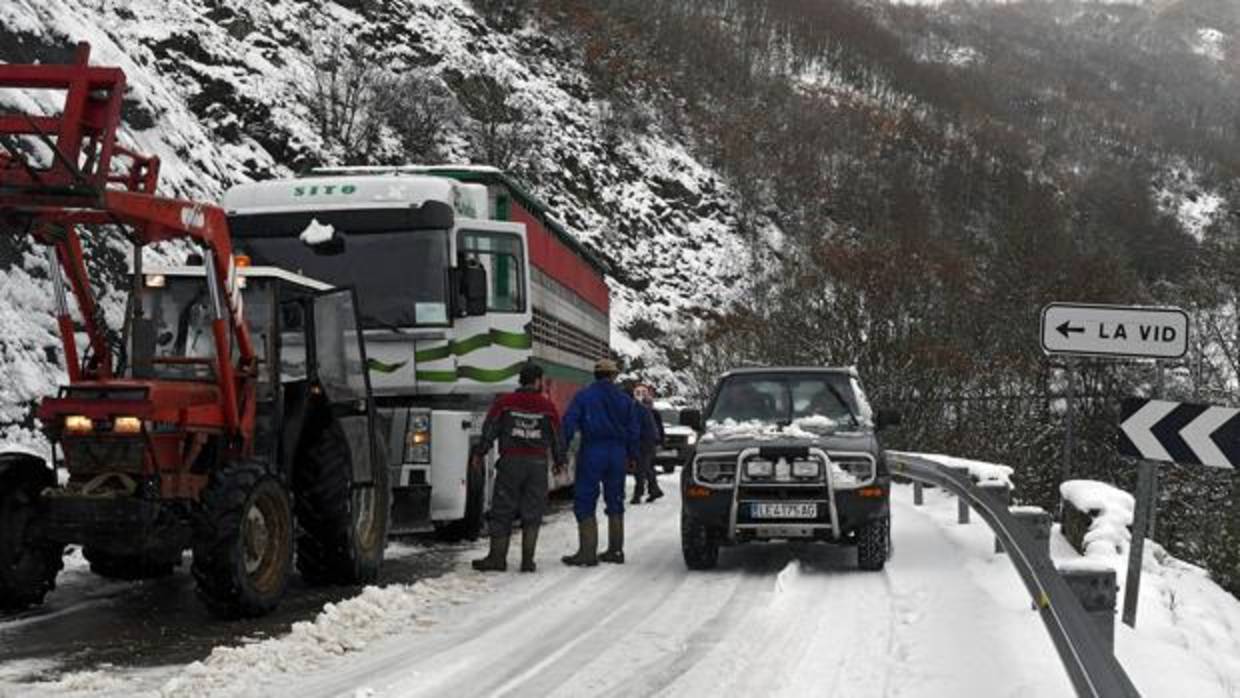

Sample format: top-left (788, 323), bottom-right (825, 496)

top-left (277, 479), bottom-right (1071, 698)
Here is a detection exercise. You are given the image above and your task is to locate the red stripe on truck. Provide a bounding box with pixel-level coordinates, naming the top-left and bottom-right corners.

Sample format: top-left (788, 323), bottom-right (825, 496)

top-left (511, 203), bottom-right (610, 314)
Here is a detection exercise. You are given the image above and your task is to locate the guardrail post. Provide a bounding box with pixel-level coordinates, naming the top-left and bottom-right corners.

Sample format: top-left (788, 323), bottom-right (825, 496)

top-left (979, 482), bottom-right (1011, 553)
top-left (1011, 506), bottom-right (1052, 562)
top-left (1057, 565), bottom-right (1117, 654)
top-left (913, 480), bottom-right (924, 506)
top-left (946, 466), bottom-right (971, 523)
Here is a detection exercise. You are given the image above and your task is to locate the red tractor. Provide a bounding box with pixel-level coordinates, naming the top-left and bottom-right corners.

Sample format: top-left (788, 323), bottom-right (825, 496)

top-left (0, 44), bottom-right (388, 618)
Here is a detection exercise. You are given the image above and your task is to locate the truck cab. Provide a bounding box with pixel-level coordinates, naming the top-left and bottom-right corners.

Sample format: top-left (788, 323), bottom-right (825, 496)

top-left (679, 367), bottom-right (898, 571)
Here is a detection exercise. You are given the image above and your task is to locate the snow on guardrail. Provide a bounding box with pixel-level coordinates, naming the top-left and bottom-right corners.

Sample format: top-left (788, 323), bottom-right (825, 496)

top-left (1060, 480), bottom-right (1135, 559)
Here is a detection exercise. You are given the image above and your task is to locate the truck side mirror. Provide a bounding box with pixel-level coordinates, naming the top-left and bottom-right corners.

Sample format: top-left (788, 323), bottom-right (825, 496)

top-left (462, 262), bottom-right (488, 316)
top-left (409, 200), bottom-right (454, 230)
top-left (876, 410), bottom-right (902, 431)
top-left (680, 409), bottom-right (702, 432)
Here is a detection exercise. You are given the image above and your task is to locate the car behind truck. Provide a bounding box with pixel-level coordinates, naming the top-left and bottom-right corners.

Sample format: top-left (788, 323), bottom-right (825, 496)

top-left (679, 367), bottom-right (900, 570)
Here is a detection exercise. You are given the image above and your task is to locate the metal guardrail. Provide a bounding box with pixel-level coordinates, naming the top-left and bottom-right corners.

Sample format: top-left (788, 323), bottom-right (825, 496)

top-left (886, 453), bottom-right (1141, 698)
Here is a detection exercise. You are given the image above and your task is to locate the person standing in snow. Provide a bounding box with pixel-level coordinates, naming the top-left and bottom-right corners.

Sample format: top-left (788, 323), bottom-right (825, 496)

top-left (471, 363), bottom-right (567, 573)
top-left (630, 384), bottom-right (665, 504)
top-left (561, 359), bottom-right (641, 566)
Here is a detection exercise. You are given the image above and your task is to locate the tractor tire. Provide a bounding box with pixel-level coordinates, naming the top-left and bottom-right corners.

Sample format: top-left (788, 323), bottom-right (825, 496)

top-left (0, 458), bottom-right (64, 611)
top-left (681, 510), bottom-right (719, 570)
top-left (84, 548), bottom-right (178, 581)
top-left (192, 462), bottom-right (293, 619)
top-left (857, 515), bottom-right (890, 572)
top-left (294, 421), bottom-right (389, 586)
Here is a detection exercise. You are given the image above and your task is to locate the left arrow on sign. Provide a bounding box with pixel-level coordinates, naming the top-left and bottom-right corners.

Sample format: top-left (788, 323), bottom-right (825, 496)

top-left (1120, 400), bottom-right (1177, 463)
top-left (1056, 321), bottom-right (1084, 339)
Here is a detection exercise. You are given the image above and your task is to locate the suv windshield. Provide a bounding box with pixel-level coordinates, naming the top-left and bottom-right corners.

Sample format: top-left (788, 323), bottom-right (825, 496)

top-left (707, 372), bottom-right (873, 429)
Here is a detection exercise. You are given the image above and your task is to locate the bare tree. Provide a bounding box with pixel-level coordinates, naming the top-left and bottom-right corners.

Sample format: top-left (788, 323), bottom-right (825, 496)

top-left (296, 26), bottom-right (389, 165)
top-left (379, 71), bottom-right (455, 163)
top-left (451, 72), bottom-right (532, 169)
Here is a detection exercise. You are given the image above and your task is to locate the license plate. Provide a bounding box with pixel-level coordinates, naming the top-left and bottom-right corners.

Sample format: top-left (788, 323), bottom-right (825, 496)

top-left (657, 450), bottom-right (679, 458)
top-left (750, 502), bottom-right (818, 519)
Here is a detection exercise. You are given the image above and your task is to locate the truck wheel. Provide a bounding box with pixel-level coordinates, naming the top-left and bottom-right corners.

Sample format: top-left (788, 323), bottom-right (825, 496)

top-left (681, 510), bottom-right (719, 570)
top-left (857, 515), bottom-right (890, 572)
top-left (192, 462), bottom-right (292, 619)
top-left (295, 421), bottom-right (389, 586)
top-left (439, 458), bottom-right (484, 542)
top-left (84, 548), bottom-right (178, 581)
top-left (0, 458), bottom-right (64, 611)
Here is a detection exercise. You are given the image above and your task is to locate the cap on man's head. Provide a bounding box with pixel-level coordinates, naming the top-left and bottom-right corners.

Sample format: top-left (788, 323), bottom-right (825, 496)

top-left (519, 362), bottom-right (544, 386)
top-left (594, 358), bottom-right (619, 375)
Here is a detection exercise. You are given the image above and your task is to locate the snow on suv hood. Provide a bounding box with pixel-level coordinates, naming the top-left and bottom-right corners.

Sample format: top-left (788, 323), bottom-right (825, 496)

top-left (696, 417), bottom-right (876, 453)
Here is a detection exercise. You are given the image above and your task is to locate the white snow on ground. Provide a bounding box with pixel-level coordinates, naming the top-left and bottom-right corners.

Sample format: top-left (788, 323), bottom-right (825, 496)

top-left (1060, 479), bottom-right (1135, 557)
top-left (10, 466), bottom-right (1240, 697)
top-left (1193, 28), bottom-right (1229, 63)
top-left (1155, 162), bottom-right (1225, 242)
top-left (895, 451), bottom-right (1015, 488)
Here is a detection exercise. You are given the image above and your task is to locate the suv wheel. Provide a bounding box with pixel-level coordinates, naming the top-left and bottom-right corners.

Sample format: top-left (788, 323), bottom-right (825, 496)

top-left (857, 515), bottom-right (890, 571)
top-left (681, 510), bottom-right (719, 570)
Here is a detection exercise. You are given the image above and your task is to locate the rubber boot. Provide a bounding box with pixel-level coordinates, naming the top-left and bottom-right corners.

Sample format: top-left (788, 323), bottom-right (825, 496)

top-left (472, 535), bottom-right (510, 572)
top-left (599, 515), bottom-right (625, 564)
top-left (520, 524), bottom-right (540, 573)
top-left (561, 518), bottom-right (598, 567)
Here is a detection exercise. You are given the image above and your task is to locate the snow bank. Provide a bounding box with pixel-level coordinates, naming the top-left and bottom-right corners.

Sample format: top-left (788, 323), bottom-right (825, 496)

top-left (895, 451), bottom-right (1015, 489)
top-left (1060, 479), bottom-right (1134, 558)
top-left (160, 577), bottom-right (490, 698)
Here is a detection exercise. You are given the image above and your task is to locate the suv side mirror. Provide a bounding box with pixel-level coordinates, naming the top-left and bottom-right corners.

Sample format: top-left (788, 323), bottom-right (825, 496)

top-left (876, 409), bottom-right (902, 431)
top-left (461, 262), bottom-right (488, 316)
top-left (680, 409), bottom-right (702, 431)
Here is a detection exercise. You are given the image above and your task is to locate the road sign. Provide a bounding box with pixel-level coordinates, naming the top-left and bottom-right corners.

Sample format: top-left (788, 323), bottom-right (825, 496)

top-left (1040, 303), bottom-right (1188, 359)
top-left (1119, 398), bottom-right (1240, 468)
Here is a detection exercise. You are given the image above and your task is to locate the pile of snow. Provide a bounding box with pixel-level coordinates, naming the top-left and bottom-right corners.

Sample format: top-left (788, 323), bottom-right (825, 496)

top-left (895, 451), bottom-right (1015, 489)
top-left (1155, 162), bottom-right (1225, 241)
top-left (298, 219), bottom-right (336, 246)
top-left (160, 577), bottom-right (491, 698)
top-left (1060, 479), bottom-right (1135, 558)
top-left (1193, 27), bottom-right (1228, 63)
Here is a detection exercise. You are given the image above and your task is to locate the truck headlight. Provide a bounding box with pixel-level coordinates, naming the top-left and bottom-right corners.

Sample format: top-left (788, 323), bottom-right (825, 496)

top-left (745, 459), bottom-right (774, 479)
top-left (405, 411), bottom-right (431, 463)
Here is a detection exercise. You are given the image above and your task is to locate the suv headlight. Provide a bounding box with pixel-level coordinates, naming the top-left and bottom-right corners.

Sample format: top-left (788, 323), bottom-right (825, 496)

top-left (686, 432), bottom-right (697, 446)
top-left (791, 458), bottom-right (821, 478)
top-left (694, 455), bottom-right (737, 484)
top-left (745, 459), bottom-right (774, 479)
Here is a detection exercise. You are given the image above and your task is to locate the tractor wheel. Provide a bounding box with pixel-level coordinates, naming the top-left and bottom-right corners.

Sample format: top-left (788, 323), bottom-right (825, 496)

top-left (192, 462), bottom-right (292, 619)
top-left (295, 421), bottom-right (389, 586)
top-left (857, 515), bottom-right (890, 572)
top-left (680, 510), bottom-right (719, 571)
top-left (0, 458), bottom-right (64, 611)
top-left (84, 548), bottom-right (178, 581)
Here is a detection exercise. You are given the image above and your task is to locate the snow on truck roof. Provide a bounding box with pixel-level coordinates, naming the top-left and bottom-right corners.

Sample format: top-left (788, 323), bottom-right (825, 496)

top-left (222, 174), bottom-right (490, 220)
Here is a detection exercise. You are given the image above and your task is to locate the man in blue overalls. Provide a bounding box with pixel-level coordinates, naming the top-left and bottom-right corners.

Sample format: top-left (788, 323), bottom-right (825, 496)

top-left (561, 359), bottom-right (641, 566)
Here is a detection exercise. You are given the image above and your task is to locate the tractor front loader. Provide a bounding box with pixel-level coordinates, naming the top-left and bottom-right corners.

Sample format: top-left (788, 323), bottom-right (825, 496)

top-left (0, 43), bottom-right (388, 618)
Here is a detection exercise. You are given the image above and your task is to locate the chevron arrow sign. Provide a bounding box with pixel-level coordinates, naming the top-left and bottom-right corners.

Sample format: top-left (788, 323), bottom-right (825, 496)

top-left (1119, 398), bottom-right (1240, 468)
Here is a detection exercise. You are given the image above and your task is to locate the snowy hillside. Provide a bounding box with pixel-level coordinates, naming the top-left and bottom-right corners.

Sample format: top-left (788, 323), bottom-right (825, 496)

top-left (0, 0), bottom-right (760, 446)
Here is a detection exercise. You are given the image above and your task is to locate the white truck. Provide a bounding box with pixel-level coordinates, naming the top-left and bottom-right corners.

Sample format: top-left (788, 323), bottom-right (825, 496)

top-left (218, 166), bottom-right (611, 536)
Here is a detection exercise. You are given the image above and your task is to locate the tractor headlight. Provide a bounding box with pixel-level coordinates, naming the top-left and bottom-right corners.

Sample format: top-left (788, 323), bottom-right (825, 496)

top-left (405, 412), bottom-right (432, 463)
top-left (745, 458), bottom-right (774, 479)
top-left (144, 274), bottom-right (166, 288)
top-left (112, 416), bottom-right (142, 434)
top-left (64, 415), bottom-right (93, 434)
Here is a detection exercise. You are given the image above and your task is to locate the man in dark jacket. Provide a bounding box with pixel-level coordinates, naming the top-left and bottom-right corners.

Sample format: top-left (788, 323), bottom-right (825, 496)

top-left (631, 384), bottom-right (665, 504)
top-left (472, 363), bottom-right (567, 573)
top-left (561, 359), bottom-right (641, 566)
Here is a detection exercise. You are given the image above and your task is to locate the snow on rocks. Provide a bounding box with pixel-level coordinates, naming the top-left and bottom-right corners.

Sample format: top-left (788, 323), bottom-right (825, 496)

top-left (160, 577), bottom-right (491, 698)
top-left (1060, 479), bottom-right (1135, 558)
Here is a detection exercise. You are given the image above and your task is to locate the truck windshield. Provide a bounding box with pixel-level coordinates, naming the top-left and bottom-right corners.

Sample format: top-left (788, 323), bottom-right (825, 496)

top-left (707, 373), bottom-right (872, 429)
top-left (240, 229), bottom-right (449, 329)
